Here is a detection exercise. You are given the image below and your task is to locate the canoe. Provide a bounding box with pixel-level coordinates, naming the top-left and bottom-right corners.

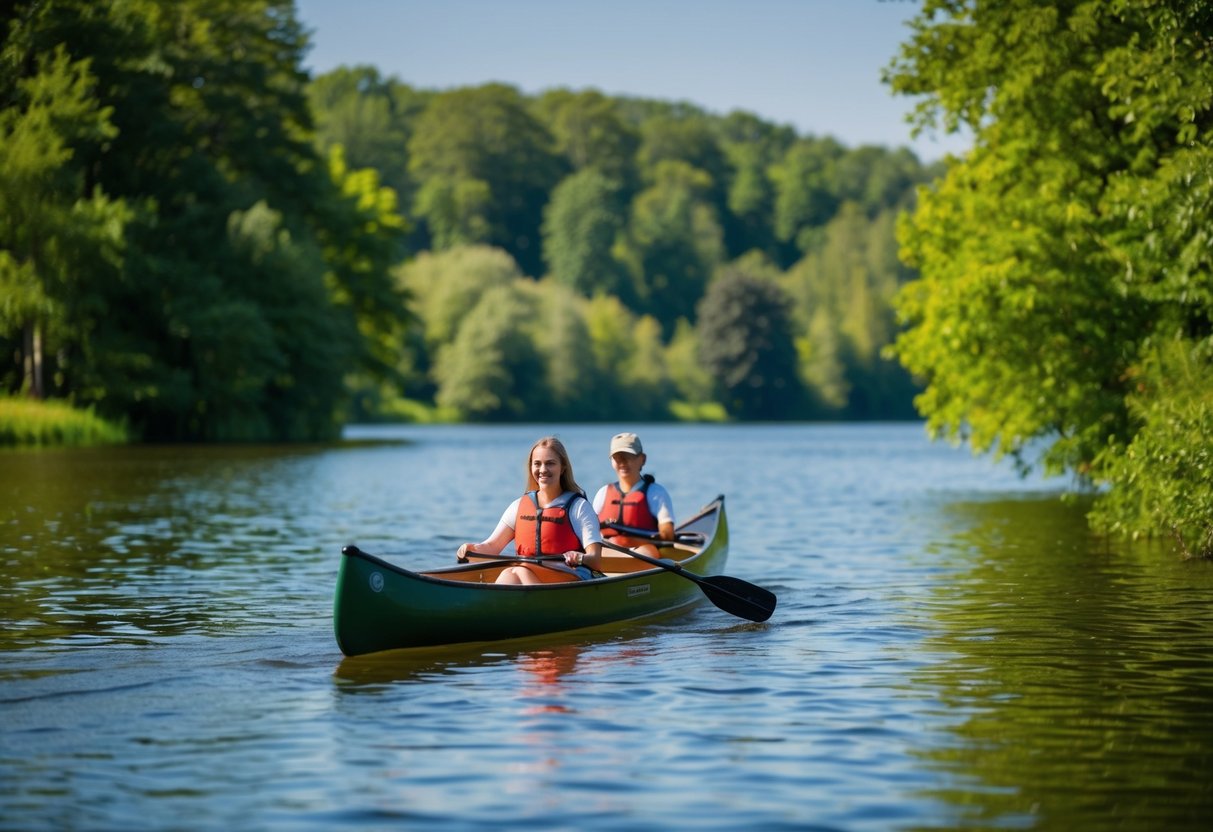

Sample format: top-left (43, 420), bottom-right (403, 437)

top-left (333, 495), bottom-right (729, 656)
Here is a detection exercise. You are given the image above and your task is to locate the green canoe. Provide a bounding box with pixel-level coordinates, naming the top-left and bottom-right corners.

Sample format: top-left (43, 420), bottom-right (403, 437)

top-left (333, 496), bottom-right (730, 656)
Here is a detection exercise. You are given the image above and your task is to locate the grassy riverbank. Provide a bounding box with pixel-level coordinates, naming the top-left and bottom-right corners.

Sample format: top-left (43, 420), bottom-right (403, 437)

top-left (0, 397), bottom-right (129, 447)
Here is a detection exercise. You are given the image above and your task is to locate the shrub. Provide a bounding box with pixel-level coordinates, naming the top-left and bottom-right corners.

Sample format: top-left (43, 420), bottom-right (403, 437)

top-left (0, 396), bottom-right (129, 447)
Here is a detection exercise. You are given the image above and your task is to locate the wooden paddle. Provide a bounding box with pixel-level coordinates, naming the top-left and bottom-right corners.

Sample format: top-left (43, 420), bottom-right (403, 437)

top-left (598, 538), bottom-right (776, 623)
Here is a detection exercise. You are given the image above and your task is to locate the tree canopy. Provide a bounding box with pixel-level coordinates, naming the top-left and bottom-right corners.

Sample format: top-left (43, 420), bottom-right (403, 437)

top-left (886, 0), bottom-right (1213, 554)
top-left (0, 0), bottom-right (408, 440)
top-left (3, 0), bottom-right (937, 440)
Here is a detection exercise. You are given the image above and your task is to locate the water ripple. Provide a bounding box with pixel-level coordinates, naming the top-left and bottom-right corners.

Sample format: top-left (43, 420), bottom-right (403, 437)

top-left (3, 426), bottom-right (1213, 830)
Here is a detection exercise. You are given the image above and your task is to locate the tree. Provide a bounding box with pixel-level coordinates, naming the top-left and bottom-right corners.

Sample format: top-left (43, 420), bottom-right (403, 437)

top-left (532, 88), bottom-right (640, 185)
top-left (717, 110), bottom-right (797, 264)
top-left (784, 203), bottom-right (917, 418)
top-left (620, 160), bottom-right (724, 335)
top-left (0, 0), bottom-right (410, 440)
top-left (523, 279), bottom-right (605, 421)
top-left (582, 293), bottom-right (673, 420)
top-left (433, 282), bottom-right (544, 420)
top-left (316, 146), bottom-right (410, 377)
top-left (770, 137), bottom-right (845, 253)
top-left (886, 0), bottom-right (1213, 554)
top-left (0, 43), bottom-right (125, 400)
top-left (696, 267), bottom-right (801, 420)
top-left (664, 318), bottom-right (714, 410)
top-left (399, 244), bottom-right (522, 352)
top-left (541, 168), bottom-right (629, 297)
top-left (307, 66), bottom-right (429, 210)
top-left (408, 84), bottom-right (565, 276)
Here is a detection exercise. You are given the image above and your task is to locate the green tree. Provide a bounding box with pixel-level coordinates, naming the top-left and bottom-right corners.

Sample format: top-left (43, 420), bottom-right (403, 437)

top-left (664, 318), bottom-right (715, 410)
top-left (621, 160), bottom-right (724, 334)
top-left (1, 0), bottom-right (409, 440)
top-left (399, 244), bottom-right (522, 352)
top-left (886, 0), bottom-right (1213, 554)
top-left (0, 42), bottom-right (125, 400)
top-left (583, 293), bottom-right (672, 420)
top-left (307, 66), bottom-right (429, 211)
top-left (408, 83), bottom-right (565, 276)
top-left (433, 282), bottom-right (544, 420)
top-left (523, 279), bottom-right (605, 421)
top-left (784, 203), bottom-right (917, 418)
top-left (208, 200), bottom-right (347, 441)
top-left (532, 88), bottom-right (640, 185)
top-left (717, 111), bottom-right (797, 264)
top-left (697, 266), bottom-right (801, 420)
top-left (541, 168), bottom-right (629, 297)
top-left (636, 113), bottom-right (727, 187)
top-left (770, 137), bottom-right (844, 254)
top-left (317, 146), bottom-right (410, 379)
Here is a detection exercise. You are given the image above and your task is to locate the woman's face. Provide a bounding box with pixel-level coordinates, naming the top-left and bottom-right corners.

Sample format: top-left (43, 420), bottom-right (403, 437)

top-left (531, 445), bottom-right (563, 490)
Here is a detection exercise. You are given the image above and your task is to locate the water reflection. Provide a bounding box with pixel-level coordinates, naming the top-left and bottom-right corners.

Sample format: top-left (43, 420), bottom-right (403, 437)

top-left (335, 633), bottom-right (640, 692)
top-left (909, 496), bottom-right (1213, 829)
top-left (0, 442), bottom-right (398, 656)
top-left (7, 425), bottom-right (1213, 830)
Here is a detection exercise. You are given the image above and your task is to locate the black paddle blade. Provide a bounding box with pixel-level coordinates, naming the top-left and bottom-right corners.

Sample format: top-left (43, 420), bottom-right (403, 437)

top-left (699, 574), bottom-right (777, 623)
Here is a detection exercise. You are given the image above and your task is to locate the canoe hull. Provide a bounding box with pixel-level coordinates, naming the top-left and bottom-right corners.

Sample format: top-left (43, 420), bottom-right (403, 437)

top-left (334, 496), bottom-right (728, 656)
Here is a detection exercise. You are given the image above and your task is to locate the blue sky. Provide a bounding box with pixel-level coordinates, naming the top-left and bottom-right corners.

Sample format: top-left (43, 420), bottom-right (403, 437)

top-left (294, 0), bottom-right (970, 162)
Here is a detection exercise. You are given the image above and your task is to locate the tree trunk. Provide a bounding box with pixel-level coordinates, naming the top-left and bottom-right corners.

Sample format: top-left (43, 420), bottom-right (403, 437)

top-left (22, 320), bottom-right (44, 400)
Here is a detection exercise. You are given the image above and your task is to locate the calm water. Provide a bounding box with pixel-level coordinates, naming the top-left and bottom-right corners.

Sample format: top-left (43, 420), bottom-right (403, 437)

top-left (2, 423), bottom-right (1211, 831)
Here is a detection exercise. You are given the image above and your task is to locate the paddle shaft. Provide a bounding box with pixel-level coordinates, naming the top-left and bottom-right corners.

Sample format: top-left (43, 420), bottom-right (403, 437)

top-left (459, 550), bottom-right (564, 564)
top-left (602, 521), bottom-right (703, 544)
top-left (597, 539), bottom-right (776, 623)
top-left (460, 550), bottom-right (580, 576)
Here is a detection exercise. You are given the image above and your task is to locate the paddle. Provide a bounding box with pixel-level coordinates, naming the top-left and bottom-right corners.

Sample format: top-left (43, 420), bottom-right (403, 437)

top-left (457, 550), bottom-right (563, 564)
top-left (457, 550), bottom-right (575, 575)
top-left (597, 538), bottom-right (776, 623)
top-left (601, 522), bottom-right (705, 545)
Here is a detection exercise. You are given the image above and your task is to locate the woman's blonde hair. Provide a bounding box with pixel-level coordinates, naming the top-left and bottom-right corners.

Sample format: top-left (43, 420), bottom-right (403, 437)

top-left (525, 436), bottom-right (585, 496)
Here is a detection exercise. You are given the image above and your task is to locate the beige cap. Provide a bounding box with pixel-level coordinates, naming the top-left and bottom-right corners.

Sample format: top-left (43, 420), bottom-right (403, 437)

top-left (609, 432), bottom-right (643, 457)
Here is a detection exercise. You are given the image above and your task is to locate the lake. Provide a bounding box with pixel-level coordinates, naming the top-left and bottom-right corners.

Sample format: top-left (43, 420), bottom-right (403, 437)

top-left (2, 423), bottom-right (1212, 830)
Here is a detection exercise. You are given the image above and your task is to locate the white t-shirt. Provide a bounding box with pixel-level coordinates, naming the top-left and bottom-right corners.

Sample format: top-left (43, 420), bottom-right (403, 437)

top-left (592, 480), bottom-right (675, 527)
top-left (486, 491), bottom-right (603, 552)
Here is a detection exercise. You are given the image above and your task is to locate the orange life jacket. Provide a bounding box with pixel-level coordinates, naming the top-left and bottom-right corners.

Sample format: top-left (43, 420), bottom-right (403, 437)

top-left (599, 476), bottom-right (657, 547)
top-left (514, 491), bottom-right (587, 557)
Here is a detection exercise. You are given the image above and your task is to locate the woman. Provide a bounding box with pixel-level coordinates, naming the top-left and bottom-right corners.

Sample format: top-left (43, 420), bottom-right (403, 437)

top-left (592, 432), bottom-right (676, 559)
top-left (456, 436), bottom-right (603, 584)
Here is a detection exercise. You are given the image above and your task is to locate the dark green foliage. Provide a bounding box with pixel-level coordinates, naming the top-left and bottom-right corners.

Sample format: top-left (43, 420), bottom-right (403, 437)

top-left (620, 160), bottom-right (724, 336)
top-left (0, 0), bottom-right (409, 440)
top-left (697, 268), bottom-right (803, 420)
top-left (531, 88), bottom-right (640, 187)
top-left (2, 0), bottom-right (940, 436)
top-left (407, 83), bottom-right (566, 277)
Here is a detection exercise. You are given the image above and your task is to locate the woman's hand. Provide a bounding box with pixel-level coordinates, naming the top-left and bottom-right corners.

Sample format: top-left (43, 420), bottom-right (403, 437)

top-left (457, 543), bottom-right (476, 563)
top-left (563, 550), bottom-right (585, 568)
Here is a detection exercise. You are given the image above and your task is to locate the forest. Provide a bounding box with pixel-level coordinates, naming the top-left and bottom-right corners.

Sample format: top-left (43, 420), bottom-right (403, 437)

top-left (3, 0), bottom-right (1211, 553)
top-left (0, 0), bottom-right (934, 441)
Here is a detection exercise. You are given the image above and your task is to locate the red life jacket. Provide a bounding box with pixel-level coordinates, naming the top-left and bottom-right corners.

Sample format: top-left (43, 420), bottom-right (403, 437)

top-left (514, 491), bottom-right (587, 557)
top-left (599, 476), bottom-right (657, 546)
